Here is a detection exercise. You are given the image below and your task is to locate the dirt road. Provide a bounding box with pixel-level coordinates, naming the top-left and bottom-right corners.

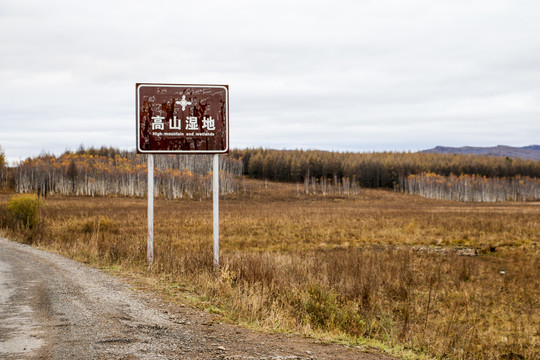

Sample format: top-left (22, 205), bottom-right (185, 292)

top-left (0, 237), bottom-right (393, 360)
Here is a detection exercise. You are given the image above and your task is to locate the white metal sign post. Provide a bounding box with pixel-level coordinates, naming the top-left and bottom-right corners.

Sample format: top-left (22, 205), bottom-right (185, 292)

top-left (147, 154), bottom-right (154, 265)
top-left (136, 84), bottom-right (229, 268)
top-left (213, 154), bottom-right (220, 267)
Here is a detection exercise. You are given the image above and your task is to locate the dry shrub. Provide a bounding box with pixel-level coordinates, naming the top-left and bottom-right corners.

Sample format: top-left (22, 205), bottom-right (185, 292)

top-left (0, 194), bottom-right (44, 244)
top-left (6, 194), bottom-right (41, 229)
top-left (79, 216), bottom-right (118, 234)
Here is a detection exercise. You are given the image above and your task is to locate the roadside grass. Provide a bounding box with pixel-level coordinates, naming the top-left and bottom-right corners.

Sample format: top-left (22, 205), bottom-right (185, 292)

top-left (1, 180), bottom-right (539, 359)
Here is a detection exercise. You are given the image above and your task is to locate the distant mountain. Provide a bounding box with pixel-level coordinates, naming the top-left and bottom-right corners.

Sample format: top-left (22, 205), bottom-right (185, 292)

top-left (422, 145), bottom-right (540, 161)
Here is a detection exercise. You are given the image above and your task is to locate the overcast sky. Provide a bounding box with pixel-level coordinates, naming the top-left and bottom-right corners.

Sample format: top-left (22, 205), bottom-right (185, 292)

top-left (1, 0), bottom-right (539, 163)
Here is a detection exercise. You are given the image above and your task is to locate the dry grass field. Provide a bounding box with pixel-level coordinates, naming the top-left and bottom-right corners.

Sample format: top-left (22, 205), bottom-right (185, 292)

top-left (1, 180), bottom-right (539, 359)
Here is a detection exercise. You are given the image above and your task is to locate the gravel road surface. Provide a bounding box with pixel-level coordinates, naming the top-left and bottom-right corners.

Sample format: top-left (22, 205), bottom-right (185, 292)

top-left (0, 237), bottom-right (393, 360)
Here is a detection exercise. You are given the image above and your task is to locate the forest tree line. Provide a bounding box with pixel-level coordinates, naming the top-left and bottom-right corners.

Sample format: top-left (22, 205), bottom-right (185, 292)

top-left (5, 145), bottom-right (540, 201)
top-left (399, 173), bottom-right (540, 202)
top-left (14, 146), bottom-right (243, 199)
top-left (230, 148), bottom-right (540, 188)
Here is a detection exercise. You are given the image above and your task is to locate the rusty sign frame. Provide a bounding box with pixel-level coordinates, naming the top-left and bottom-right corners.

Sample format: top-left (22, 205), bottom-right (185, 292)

top-left (136, 83), bottom-right (229, 154)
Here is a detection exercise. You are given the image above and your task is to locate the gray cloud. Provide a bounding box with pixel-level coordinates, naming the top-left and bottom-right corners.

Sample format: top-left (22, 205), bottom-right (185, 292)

top-left (1, 0), bottom-right (539, 162)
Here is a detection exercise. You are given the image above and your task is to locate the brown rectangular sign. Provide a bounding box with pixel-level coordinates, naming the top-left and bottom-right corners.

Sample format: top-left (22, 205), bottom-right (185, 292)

top-left (136, 83), bottom-right (229, 153)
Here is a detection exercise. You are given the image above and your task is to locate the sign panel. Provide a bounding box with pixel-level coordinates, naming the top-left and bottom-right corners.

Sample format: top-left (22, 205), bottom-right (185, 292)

top-left (136, 83), bottom-right (229, 153)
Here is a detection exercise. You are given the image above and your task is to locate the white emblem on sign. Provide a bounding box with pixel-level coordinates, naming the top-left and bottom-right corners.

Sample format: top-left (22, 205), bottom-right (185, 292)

top-left (176, 95), bottom-right (192, 111)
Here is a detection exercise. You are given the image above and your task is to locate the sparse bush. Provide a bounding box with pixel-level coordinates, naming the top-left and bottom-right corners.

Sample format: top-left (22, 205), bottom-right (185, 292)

top-left (0, 145), bottom-right (6, 187)
top-left (80, 216), bottom-right (117, 234)
top-left (6, 194), bottom-right (41, 229)
top-left (299, 284), bottom-right (366, 335)
top-left (0, 203), bottom-right (10, 229)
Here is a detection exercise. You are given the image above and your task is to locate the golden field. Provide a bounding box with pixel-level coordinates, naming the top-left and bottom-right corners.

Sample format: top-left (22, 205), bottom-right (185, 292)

top-left (1, 180), bottom-right (539, 359)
